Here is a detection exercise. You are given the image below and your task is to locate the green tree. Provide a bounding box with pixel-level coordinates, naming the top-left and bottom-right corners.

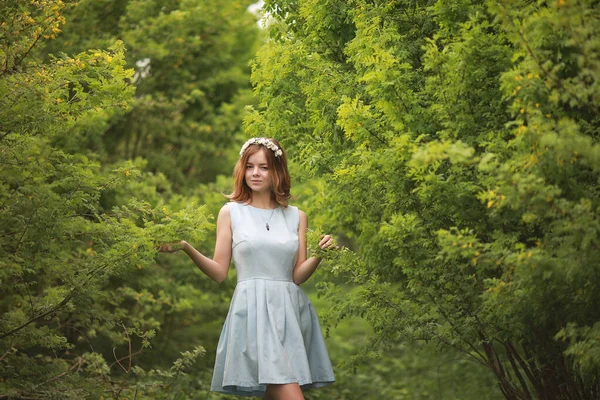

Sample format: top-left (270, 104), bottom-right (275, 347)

top-left (248, 0), bottom-right (600, 398)
top-left (43, 0), bottom-right (261, 190)
top-left (0, 1), bottom-right (217, 397)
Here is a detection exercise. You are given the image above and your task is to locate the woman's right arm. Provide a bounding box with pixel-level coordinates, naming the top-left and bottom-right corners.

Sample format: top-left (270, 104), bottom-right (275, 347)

top-left (175, 204), bottom-right (232, 283)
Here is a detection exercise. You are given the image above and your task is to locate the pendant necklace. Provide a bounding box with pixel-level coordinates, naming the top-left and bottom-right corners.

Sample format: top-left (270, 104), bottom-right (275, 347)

top-left (260, 208), bottom-right (276, 231)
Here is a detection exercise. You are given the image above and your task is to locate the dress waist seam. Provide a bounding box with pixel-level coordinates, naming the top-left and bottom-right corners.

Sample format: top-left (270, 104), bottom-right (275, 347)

top-left (237, 277), bottom-right (295, 283)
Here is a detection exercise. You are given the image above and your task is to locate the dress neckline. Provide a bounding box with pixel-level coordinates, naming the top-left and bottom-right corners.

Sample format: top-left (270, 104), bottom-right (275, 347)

top-left (241, 202), bottom-right (280, 211)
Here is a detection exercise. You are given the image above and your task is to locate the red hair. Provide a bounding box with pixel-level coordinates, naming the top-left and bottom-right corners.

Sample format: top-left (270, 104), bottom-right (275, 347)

top-left (228, 138), bottom-right (291, 207)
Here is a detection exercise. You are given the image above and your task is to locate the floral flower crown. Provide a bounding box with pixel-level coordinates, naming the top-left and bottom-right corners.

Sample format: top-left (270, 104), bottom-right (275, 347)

top-left (239, 137), bottom-right (283, 158)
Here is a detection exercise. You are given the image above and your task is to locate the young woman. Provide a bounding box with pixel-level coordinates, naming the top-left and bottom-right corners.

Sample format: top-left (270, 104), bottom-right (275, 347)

top-left (160, 137), bottom-right (335, 399)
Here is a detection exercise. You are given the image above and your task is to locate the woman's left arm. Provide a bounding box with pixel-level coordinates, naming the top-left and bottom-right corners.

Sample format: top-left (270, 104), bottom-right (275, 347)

top-left (293, 210), bottom-right (334, 285)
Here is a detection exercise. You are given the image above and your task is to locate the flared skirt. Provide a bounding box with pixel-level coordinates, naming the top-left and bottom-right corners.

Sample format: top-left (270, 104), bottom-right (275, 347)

top-left (210, 278), bottom-right (335, 397)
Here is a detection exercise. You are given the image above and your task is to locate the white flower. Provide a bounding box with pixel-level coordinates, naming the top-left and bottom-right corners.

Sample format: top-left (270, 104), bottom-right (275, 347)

top-left (239, 137), bottom-right (283, 158)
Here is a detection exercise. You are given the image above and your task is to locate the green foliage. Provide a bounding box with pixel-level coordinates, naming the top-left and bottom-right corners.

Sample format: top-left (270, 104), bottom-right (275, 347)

top-left (0, 0), bottom-right (248, 398)
top-left (249, 0), bottom-right (600, 398)
top-left (5, 0), bottom-right (599, 397)
top-left (42, 0), bottom-right (261, 190)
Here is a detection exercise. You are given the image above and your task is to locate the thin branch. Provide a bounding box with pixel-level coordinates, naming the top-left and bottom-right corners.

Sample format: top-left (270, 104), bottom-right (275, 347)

top-left (32, 357), bottom-right (83, 390)
top-left (2, 13), bottom-right (60, 76)
top-left (516, 26), bottom-right (598, 118)
top-left (504, 342), bottom-right (532, 400)
top-left (0, 345), bottom-right (15, 362)
top-left (112, 347), bottom-right (128, 373)
top-left (109, 348), bottom-right (143, 369)
top-left (480, 336), bottom-right (525, 400)
top-left (64, 324), bottom-right (95, 353)
top-left (506, 342), bottom-right (541, 397)
top-left (433, 333), bottom-right (489, 369)
top-left (0, 293), bottom-right (73, 339)
top-left (0, 251), bottom-right (134, 340)
top-left (426, 293), bottom-right (487, 361)
top-left (114, 323), bottom-right (133, 399)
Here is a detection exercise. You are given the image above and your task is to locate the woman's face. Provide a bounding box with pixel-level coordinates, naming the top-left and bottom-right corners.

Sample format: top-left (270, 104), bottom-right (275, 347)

top-left (245, 149), bottom-right (272, 193)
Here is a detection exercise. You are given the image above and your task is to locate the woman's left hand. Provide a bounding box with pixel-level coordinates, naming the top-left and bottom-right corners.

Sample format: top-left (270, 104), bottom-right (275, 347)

top-left (319, 234), bottom-right (336, 249)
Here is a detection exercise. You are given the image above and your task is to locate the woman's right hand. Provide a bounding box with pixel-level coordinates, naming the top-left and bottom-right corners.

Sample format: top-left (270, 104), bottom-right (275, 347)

top-left (159, 240), bottom-right (186, 253)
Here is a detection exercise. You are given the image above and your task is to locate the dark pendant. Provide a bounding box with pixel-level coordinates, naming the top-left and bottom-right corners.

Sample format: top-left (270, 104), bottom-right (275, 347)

top-left (266, 223), bottom-right (270, 231)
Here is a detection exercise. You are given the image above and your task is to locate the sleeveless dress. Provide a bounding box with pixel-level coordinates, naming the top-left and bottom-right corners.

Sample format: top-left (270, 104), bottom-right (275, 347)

top-left (210, 202), bottom-right (335, 397)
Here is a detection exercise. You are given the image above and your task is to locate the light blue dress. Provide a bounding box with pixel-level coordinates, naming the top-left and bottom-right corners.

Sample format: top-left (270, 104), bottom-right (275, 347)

top-left (210, 202), bottom-right (335, 397)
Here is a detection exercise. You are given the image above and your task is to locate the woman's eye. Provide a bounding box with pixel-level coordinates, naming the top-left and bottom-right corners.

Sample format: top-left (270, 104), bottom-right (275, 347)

top-left (261, 166), bottom-right (268, 170)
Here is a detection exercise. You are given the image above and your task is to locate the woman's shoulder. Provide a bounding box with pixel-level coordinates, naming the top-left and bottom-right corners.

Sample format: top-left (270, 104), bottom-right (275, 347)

top-left (296, 207), bottom-right (307, 222)
top-left (224, 201), bottom-right (246, 210)
top-left (283, 203), bottom-right (300, 213)
top-left (290, 205), bottom-right (303, 214)
top-left (283, 204), bottom-right (306, 223)
top-left (217, 203), bottom-right (232, 219)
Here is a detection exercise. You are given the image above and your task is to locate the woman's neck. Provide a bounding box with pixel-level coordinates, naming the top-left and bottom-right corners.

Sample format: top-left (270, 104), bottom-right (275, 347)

top-left (250, 192), bottom-right (276, 209)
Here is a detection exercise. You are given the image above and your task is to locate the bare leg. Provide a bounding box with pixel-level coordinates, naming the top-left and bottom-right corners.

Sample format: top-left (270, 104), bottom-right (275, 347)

top-left (265, 383), bottom-right (305, 400)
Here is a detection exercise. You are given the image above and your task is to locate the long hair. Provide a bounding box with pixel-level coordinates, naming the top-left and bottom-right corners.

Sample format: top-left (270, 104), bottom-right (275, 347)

top-left (228, 138), bottom-right (291, 207)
